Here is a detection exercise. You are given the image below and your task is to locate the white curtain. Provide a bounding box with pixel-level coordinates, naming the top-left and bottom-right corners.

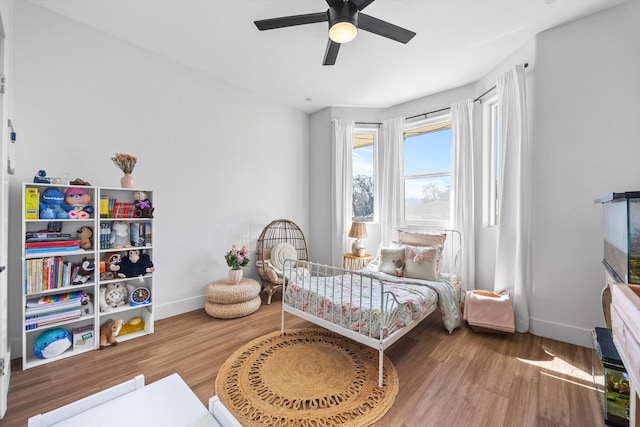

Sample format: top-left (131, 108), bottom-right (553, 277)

top-left (331, 119), bottom-right (354, 267)
top-left (379, 117), bottom-right (404, 246)
top-left (494, 64), bottom-right (531, 333)
top-left (450, 99), bottom-right (476, 291)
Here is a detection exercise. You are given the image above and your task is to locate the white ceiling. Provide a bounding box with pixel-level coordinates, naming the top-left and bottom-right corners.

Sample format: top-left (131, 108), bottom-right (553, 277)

top-left (25, 0), bottom-right (626, 114)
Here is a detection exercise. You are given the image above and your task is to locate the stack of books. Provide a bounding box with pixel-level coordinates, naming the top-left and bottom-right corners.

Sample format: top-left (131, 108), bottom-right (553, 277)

top-left (25, 231), bottom-right (80, 255)
top-left (25, 290), bottom-right (83, 330)
top-left (101, 196), bottom-right (134, 218)
top-left (24, 257), bottom-right (80, 293)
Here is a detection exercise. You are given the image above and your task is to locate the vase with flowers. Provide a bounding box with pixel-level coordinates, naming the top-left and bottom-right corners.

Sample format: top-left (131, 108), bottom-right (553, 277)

top-left (111, 153), bottom-right (137, 188)
top-left (225, 244), bottom-right (250, 284)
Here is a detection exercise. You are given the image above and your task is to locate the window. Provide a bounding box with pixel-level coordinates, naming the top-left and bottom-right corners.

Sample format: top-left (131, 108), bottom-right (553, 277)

top-left (352, 128), bottom-right (377, 222)
top-left (402, 118), bottom-right (452, 225)
top-left (483, 96), bottom-right (499, 226)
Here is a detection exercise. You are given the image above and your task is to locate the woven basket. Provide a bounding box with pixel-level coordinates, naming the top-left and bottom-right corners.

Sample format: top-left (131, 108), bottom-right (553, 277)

top-left (204, 279), bottom-right (261, 304)
top-left (205, 296), bottom-right (261, 319)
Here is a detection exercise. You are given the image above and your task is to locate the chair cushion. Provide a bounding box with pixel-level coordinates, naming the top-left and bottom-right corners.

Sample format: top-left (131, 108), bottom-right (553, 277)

top-left (270, 242), bottom-right (298, 270)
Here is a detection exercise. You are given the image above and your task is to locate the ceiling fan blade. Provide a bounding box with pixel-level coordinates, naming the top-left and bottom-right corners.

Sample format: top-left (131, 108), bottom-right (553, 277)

top-left (254, 12), bottom-right (327, 31)
top-left (358, 13), bottom-right (416, 44)
top-left (352, 0), bottom-right (376, 11)
top-left (323, 39), bottom-right (341, 66)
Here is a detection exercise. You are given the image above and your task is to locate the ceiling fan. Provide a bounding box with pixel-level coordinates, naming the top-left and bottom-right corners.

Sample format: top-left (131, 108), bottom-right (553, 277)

top-left (254, 0), bottom-right (416, 66)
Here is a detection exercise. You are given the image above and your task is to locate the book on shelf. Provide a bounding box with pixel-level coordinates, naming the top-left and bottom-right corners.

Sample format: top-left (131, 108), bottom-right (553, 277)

top-left (25, 246), bottom-right (80, 255)
top-left (111, 201), bottom-right (134, 219)
top-left (25, 187), bottom-right (39, 220)
top-left (25, 239), bottom-right (81, 249)
top-left (100, 222), bottom-right (112, 249)
top-left (25, 231), bottom-right (73, 241)
top-left (26, 290), bottom-right (83, 308)
top-left (100, 195), bottom-right (110, 218)
top-left (24, 258), bottom-right (76, 293)
top-left (144, 222), bottom-right (152, 246)
top-left (25, 290), bottom-right (83, 329)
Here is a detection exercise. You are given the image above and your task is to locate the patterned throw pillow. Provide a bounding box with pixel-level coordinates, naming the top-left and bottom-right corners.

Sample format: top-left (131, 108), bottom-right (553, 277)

top-left (378, 246), bottom-right (406, 276)
top-left (398, 231), bottom-right (447, 274)
top-left (403, 244), bottom-right (442, 282)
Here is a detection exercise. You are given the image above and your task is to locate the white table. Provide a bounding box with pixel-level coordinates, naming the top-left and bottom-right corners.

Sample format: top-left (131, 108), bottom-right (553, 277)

top-left (52, 373), bottom-right (222, 427)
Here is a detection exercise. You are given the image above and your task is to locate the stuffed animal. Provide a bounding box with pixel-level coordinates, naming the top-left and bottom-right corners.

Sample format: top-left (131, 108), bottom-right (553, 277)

top-left (100, 282), bottom-right (128, 312)
top-left (392, 259), bottom-right (405, 277)
top-left (110, 249), bottom-right (155, 278)
top-left (72, 257), bottom-right (95, 285)
top-left (99, 318), bottom-right (124, 349)
top-left (133, 191), bottom-right (154, 218)
top-left (33, 328), bottom-right (72, 359)
top-left (69, 178), bottom-right (91, 186)
top-left (77, 226), bottom-right (93, 250)
top-left (110, 221), bottom-right (131, 249)
top-left (100, 252), bottom-right (121, 280)
top-left (39, 187), bottom-right (71, 219)
top-left (81, 291), bottom-right (94, 315)
top-left (63, 187), bottom-right (94, 219)
top-left (33, 169), bottom-right (51, 184)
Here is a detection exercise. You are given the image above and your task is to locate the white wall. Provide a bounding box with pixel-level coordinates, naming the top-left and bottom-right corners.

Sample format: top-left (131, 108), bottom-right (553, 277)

top-left (8, 2), bottom-right (309, 357)
top-left (529, 0), bottom-right (640, 346)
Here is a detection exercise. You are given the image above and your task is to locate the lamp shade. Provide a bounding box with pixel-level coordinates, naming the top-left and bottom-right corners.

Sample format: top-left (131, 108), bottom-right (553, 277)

top-left (348, 222), bottom-right (368, 239)
top-left (328, 2), bottom-right (358, 44)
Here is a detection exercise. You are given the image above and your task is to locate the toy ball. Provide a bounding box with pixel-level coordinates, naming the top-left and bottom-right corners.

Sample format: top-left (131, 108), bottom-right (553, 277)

top-left (33, 328), bottom-right (72, 359)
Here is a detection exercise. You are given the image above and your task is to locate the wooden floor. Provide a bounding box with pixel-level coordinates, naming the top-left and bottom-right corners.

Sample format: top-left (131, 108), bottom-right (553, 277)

top-left (3, 295), bottom-right (606, 427)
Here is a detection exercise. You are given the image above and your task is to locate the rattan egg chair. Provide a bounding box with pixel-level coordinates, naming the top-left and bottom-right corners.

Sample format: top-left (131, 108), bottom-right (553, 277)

top-left (255, 219), bottom-right (309, 304)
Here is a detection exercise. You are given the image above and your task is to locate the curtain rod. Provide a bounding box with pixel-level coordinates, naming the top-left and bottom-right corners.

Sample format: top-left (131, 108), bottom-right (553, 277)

top-left (355, 62), bottom-right (528, 126)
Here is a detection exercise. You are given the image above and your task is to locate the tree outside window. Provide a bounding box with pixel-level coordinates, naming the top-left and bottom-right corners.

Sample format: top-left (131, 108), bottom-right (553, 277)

top-left (352, 130), bottom-right (376, 222)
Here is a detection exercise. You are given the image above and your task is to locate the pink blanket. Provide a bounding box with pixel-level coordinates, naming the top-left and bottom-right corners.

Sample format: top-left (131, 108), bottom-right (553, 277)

top-left (463, 290), bottom-right (515, 333)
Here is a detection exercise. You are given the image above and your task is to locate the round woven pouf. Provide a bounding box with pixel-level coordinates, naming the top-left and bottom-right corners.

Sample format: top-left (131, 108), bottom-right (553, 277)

top-left (204, 278), bottom-right (261, 319)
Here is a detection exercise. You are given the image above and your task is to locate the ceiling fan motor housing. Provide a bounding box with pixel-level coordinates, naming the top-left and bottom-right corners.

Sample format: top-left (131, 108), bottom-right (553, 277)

top-left (328, 2), bottom-right (358, 30)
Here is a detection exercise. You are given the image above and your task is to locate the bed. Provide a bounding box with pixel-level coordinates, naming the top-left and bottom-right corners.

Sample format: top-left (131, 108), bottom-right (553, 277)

top-left (281, 229), bottom-right (462, 387)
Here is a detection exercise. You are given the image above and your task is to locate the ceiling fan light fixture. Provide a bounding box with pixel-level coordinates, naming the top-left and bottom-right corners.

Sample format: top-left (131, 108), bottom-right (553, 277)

top-left (329, 21), bottom-right (358, 43)
top-left (328, 2), bottom-right (358, 44)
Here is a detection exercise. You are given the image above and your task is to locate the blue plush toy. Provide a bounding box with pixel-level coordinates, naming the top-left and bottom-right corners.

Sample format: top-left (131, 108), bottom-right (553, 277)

top-left (39, 187), bottom-right (71, 219)
top-left (33, 328), bottom-right (72, 359)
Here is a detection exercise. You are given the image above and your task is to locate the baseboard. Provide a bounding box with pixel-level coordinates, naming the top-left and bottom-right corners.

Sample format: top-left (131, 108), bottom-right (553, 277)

top-left (529, 317), bottom-right (593, 348)
top-left (154, 295), bottom-right (206, 320)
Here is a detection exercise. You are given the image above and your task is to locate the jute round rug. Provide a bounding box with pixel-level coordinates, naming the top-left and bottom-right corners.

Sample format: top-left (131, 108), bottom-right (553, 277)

top-left (215, 328), bottom-right (399, 426)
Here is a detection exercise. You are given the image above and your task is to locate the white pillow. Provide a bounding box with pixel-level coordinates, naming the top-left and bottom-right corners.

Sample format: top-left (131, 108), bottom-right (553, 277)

top-left (270, 242), bottom-right (298, 270)
top-left (403, 245), bottom-right (441, 282)
top-left (378, 246), bottom-right (406, 276)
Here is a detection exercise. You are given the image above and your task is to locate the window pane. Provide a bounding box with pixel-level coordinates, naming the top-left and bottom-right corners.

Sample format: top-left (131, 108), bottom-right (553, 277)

top-left (404, 176), bottom-right (450, 222)
top-left (404, 128), bottom-right (451, 175)
top-left (353, 135), bottom-right (375, 222)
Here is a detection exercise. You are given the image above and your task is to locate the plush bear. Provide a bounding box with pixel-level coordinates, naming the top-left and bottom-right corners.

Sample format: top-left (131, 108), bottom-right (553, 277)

top-left (81, 291), bottom-right (94, 315)
top-left (39, 187), bottom-right (71, 219)
top-left (99, 318), bottom-right (124, 349)
top-left (63, 187), bottom-right (94, 219)
top-left (133, 191), bottom-right (154, 218)
top-left (100, 282), bottom-right (128, 312)
top-left (110, 249), bottom-right (155, 278)
top-left (109, 221), bottom-right (131, 248)
top-left (392, 259), bottom-right (405, 277)
top-left (77, 226), bottom-right (93, 250)
top-left (72, 257), bottom-right (95, 285)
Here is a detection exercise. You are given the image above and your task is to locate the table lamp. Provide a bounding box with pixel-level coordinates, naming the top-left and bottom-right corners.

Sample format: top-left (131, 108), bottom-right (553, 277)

top-left (348, 222), bottom-right (368, 256)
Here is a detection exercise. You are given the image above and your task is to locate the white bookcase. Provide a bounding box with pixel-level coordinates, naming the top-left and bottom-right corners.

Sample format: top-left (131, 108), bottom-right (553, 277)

top-left (21, 183), bottom-right (155, 369)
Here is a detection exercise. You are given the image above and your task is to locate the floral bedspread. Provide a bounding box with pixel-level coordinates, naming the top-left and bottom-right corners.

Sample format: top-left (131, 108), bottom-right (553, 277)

top-left (369, 270), bottom-right (462, 334)
top-left (284, 273), bottom-right (439, 339)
